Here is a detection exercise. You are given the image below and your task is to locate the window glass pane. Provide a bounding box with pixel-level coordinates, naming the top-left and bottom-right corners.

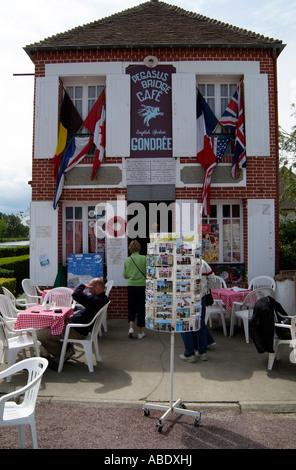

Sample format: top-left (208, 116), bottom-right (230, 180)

top-left (75, 86), bottom-right (83, 99)
top-left (223, 220), bottom-right (231, 262)
top-left (75, 221), bottom-right (83, 253)
top-left (207, 84), bottom-right (215, 96)
top-left (221, 98), bottom-right (229, 114)
top-left (223, 205), bottom-right (231, 218)
top-left (220, 84), bottom-right (228, 96)
top-left (198, 85), bottom-right (205, 96)
top-left (75, 101), bottom-right (83, 117)
top-left (88, 100), bottom-right (96, 113)
top-left (230, 84), bottom-right (237, 96)
top-left (75, 207), bottom-right (82, 220)
top-left (232, 205), bottom-right (240, 218)
top-left (66, 207), bottom-right (73, 219)
top-left (208, 98), bottom-right (215, 114)
top-left (210, 205), bottom-right (217, 218)
top-left (66, 221), bottom-right (73, 258)
top-left (88, 86), bottom-right (96, 98)
top-left (66, 86), bottom-right (73, 99)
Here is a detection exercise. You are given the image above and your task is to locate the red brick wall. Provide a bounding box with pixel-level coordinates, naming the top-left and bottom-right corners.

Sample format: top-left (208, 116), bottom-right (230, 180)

top-left (30, 46), bottom-right (279, 317)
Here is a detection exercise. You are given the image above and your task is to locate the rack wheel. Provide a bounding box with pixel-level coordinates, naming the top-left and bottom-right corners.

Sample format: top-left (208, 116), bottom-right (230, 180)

top-left (194, 416), bottom-right (201, 427)
top-left (157, 422), bottom-right (163, 433)
top-left (143, 408), bottom-right (150, 416)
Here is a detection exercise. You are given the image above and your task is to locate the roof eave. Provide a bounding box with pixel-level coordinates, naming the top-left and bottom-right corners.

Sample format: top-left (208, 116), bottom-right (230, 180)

top-left (24, 41), bottom-right (286, 59)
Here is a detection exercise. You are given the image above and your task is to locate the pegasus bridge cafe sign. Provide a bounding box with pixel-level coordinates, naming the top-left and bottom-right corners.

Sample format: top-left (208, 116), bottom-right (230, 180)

top-left (126, 64), bottom-right (176, 158)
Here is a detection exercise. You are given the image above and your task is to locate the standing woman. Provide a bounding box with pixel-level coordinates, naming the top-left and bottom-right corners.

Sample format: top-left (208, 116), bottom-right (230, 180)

top-left (123, 240), bottom-right (147, 339)
top-left (180, 259), bottom-right (216, 362)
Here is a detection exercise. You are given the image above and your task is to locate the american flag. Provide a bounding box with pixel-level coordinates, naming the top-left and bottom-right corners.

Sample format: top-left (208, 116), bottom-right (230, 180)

top-left (219, 84), bottom-right (246, 179)
top-left (201, 135), bottom-right (231, 216)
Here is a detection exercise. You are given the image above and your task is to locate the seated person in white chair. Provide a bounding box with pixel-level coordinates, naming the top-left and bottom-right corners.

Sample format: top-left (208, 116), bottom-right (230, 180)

top-left (37, 278), bottom-right (109, 370)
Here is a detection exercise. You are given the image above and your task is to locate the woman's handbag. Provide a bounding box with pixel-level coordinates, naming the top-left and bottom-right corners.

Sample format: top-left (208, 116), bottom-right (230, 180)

top-left (205, 290), bottom-right (214, 306)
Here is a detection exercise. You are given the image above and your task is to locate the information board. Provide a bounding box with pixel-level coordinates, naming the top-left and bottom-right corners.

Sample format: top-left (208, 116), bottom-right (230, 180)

top-left (67, 253), bottom-right (103, 288)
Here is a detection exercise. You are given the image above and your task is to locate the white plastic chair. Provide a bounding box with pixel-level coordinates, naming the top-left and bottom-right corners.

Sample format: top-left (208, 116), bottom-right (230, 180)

top-left (205, 276), bottom-right (228, 336)
top-left (2, 286), bottom-right (35, 309)
top-left (0, 357), bottom-right (48, 449)
top-left (0, 294), bottom-right (20, 321)
top-left (58, 301), bottom-right (110, 373)
top-left (22, 279), bottom-right (43, 305)
top-left (0, 316), bottom-right (40, 382)
top-left (268, 315), bottom-right (296, 370)
top-left (42, 287), bottom-right (76, 309)
top-left (99, 280), bottom-right (113, 336)
top-left (248, 276), bottom-right (276, 291)
top-left (229, 287), bottom-right (274, 343)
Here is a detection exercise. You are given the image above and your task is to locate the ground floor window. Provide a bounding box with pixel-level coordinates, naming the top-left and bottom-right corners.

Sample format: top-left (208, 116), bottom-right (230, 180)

top-left (63, 203), bottom-right (106, 263)
top-left (202, 201), bottom-right (243, 264)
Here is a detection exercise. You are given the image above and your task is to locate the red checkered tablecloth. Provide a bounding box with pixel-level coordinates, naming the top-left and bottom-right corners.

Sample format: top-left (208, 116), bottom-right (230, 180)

top-left (14, 305), bottom-right (73, 336)
top-left (212, 288), bottom-right (251, 312)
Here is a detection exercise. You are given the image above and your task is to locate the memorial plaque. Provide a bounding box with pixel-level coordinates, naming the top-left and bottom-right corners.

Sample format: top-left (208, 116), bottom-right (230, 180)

top-left (126, 158), bottom-right (175, 185)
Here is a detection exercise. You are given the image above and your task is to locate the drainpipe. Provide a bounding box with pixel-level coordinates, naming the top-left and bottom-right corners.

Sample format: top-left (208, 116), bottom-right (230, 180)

top-left (273, 47), bottom-right (280, 275)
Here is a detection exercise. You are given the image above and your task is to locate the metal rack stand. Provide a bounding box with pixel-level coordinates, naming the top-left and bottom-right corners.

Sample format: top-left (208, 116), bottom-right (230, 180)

top-left (142, 330), bottom-right (201, 432)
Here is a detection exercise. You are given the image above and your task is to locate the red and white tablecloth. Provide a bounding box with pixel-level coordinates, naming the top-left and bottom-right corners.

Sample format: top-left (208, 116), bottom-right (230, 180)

top-left (212, 288), bottom-right (252, 312)
top-left (14, 305), bottom-right (73, 336)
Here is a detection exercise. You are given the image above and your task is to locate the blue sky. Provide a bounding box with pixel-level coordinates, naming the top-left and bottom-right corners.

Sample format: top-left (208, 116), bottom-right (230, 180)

top-left (0, 0), bottom-right (295, 215)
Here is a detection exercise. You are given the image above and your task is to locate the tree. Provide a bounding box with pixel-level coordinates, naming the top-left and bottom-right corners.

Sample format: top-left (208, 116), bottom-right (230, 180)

top-left (0, 218), bottom-right (7, 241)
top-left (279, 103), bottom-right (296, 206)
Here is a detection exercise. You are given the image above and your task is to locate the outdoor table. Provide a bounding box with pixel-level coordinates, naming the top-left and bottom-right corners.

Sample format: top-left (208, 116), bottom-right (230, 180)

top-left (212, 288), bottom-right (252, 312)
top-left (14, 305), bottom-right (73, 336)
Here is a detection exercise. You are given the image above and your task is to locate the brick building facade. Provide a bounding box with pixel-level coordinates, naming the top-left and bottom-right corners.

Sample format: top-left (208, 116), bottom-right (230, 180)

top-left (24, 0), bottom-right (285, 319)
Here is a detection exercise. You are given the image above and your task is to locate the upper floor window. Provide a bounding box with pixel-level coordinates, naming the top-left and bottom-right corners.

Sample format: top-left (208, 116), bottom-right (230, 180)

top-left (197, 79), bottom-right (239, 155)
top-left (65, 84), bottom-right (105, 120)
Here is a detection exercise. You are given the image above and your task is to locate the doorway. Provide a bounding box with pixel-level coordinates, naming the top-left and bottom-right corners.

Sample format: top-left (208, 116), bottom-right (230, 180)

top-left (127, 200), bottom-right (174, 255)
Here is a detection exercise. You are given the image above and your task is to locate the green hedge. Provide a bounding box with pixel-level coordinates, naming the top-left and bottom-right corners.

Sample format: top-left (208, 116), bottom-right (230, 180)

top-left (0, 245), bottom-right (29, 258)
top-left (0, 277), bottom-right (16, 295)
top-left (0, 255), bottom-right (29, 293)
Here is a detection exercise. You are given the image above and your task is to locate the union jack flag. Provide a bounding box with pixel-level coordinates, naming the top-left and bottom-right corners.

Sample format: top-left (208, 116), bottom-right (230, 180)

top-left (201, 135), bottom-right (231, 216)
top-left (219, 84), bottom-right (246, 179)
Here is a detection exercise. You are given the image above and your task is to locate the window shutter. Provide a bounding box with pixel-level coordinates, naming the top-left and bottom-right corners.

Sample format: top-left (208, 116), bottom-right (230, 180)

top-left (244, 74), bottom-right (270, 157)
top-left (30, 201), bottom-right (58, 285)
top-left (34, 76), bottom-right (59, 159)
top-left (172, 73), bottom-right (196, 157)
top-left (106, 74), bottom-right (130, 157)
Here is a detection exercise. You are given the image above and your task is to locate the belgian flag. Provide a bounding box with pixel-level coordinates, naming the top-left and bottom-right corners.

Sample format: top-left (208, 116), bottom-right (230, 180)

top-left (53, 91), bottom-right (83, 180)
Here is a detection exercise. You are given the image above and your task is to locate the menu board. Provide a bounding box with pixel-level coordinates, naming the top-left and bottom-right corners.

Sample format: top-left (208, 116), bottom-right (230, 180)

top-left (145, 233), bottom-right (201, 333)
top-left (67, 253), bottom-right (103, 288)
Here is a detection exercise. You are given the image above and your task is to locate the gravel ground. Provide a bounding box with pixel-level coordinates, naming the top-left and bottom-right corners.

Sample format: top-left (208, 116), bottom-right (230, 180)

top-left (1, 402), bottom-right (296, 450)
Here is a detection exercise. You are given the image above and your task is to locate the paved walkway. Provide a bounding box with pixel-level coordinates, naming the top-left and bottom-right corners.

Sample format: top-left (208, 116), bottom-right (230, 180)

top-left (1, 319), bottom-right (295, 412)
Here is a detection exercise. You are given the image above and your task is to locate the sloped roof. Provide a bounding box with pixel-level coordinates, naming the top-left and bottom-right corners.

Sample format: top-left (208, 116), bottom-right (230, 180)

top-left (24, 0), bottom-right (285, 57)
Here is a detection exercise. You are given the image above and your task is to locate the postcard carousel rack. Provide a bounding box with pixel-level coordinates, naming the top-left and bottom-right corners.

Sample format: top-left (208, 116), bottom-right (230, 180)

top-left (142, 233), bottom-right (202, 432)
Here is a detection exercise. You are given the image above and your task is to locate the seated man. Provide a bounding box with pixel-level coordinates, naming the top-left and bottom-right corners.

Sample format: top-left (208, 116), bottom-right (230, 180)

top-left (37, 277), bottom-right (109, 370)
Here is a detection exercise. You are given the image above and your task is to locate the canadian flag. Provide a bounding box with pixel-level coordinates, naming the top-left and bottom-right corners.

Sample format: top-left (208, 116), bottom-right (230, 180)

top-left (83, 89), bottom-right (106, 180)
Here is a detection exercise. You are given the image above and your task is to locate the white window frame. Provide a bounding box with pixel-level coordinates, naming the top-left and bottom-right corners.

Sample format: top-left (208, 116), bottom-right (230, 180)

top-left (62, 202), bottom-right (106, 265)
top-left (202, 200), bottom-right (244, 264)
top-left (196, 75), bottom-right (240, 119)
top-left (62, 76), bottom-right (106, 121)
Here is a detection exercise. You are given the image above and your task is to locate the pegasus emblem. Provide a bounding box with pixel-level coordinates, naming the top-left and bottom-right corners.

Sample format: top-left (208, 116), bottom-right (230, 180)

top-left (138, 105), bottom-right (164, 127)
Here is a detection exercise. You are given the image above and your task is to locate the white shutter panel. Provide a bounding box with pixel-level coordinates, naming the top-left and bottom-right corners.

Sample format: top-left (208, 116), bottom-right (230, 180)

top-left (106, 74), bottom-right (130, 157)
top-left (247, 199), bottom-right (275, 283)
top-left (34, 76), bottom-right (59, 159)
top-left (30, 201), bottom-right (58, 286)
top-left (172, 73), bottom-right (196, 157)
top-left (244, 74), bottom-right (270, 157)
top-left (105, 200), bottom-right (128, 286)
